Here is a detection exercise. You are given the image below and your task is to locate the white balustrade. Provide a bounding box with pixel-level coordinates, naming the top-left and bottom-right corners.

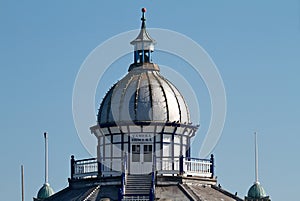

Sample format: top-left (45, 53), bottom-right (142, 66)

top-left (183, 158), bottom-right (212, 177)
top-left (156, 157), bottom-right (212, 177)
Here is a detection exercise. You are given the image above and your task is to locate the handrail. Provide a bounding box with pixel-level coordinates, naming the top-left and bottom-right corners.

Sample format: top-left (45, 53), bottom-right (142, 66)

top-left (71, 156), bottom-right (98, 179)
top-left (149, 155), bottom-right (156, 201)
top-left (185, 157), bottom-right (211, 162)
top-left (120, 152), bottom-right (128, 200)
top-left (122, 153), bottom-right (127, 194)
top-left (75, 157), bottom-right (97, 162)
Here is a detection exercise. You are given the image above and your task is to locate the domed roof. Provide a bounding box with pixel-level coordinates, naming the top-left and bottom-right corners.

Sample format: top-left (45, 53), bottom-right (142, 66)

top-left (37, 183), bottom-right (54, 199)
top-left (247, 182), bottom-right (267, 199)
top-left (98, 63), bottom-right (191, 127)
top-left (97, 8), bottom-right (193, 128)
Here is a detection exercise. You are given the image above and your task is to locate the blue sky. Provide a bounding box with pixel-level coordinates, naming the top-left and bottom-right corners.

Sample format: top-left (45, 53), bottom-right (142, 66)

top-left (1, 1), bottom-right (299, 200)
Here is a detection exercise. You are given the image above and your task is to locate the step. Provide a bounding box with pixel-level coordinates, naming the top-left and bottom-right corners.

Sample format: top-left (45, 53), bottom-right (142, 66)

top-left (125, 174), bottom-right (153, 195)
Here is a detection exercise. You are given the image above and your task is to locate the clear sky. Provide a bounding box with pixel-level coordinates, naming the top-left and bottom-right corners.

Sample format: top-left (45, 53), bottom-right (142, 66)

top-left (1, 1), bottom-right (299, 200)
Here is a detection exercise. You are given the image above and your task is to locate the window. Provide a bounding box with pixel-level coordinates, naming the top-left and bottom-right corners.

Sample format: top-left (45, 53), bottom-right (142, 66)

top-left (144, 145), bottom-right (152, 162)
top-left (132, 145), bottom-right (140, 162)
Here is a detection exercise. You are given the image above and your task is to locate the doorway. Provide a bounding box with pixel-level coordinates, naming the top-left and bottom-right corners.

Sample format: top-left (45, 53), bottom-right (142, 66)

top-left (131, 144), bottom-right (153, 174)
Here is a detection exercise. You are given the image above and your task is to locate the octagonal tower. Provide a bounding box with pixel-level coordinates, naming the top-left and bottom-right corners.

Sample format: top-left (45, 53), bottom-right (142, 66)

top-left (91, 8), bottom-right (199, 175)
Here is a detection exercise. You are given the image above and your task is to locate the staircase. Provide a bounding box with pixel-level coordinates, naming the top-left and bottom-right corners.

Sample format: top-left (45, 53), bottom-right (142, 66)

top-left (125, 174), bottom-right (152, 195)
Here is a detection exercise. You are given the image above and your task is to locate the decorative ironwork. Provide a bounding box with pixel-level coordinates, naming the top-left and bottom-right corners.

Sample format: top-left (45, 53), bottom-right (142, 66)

top-left (72, 157), bottom-right (98, 179)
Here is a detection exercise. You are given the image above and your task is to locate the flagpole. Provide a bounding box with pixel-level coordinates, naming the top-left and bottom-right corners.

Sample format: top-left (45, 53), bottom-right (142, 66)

top-left (21, 165), bottom-right (24, 201)
top-left (255, 132), bottom-right (259, 184)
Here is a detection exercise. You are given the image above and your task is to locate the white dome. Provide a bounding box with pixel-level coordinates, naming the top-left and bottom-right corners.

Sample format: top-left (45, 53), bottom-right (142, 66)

top-left (97, 63), bottom-right (191, 127)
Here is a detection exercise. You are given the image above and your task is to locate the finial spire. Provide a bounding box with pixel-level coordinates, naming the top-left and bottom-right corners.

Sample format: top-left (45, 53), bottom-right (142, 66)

top-left (44, 132), bottom-right (49, 184)
top-left (141, 8), bottom-right (146, 29)
top-left (254, 132), bottom-right (259, 184)
top-left (130, 7), bottom-right (156, 65)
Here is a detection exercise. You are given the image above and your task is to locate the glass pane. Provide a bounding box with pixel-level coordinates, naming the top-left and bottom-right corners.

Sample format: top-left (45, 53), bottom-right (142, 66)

top-left (144, 145), bottom-right (152, 162)
top-left (105, 144), bottom-right (111, 158)
top-left (113, 144), bottom-right (122, 157)
top-left (174, 144), bottom-right (180, 157)
top-left (163, 144), bottom-right (172, 157)
top-left (110, 126), bottom-right (121, 134)
top-left (156, 144), bottom-right (161, 155)
top-left (182, 136), bottom-right (187, 145)
top-left (113, 135), bottom-right (121, 143)
top-left (101, 128), bottom-right (110, 134)
top-left (143, 126), bottom-right (155, 132)
top-left (105, 136), bottom-right (111, 144)
top-left (174, 135), bottom-right (181, 144)
top-left (132, 145), bottom-right (140, 162)
top-left (176, 127), bottom-right (185, 134)
top-left (163, 134), bottom-right (171, 142)
top-left (129, 125), bottom-right (142, 133)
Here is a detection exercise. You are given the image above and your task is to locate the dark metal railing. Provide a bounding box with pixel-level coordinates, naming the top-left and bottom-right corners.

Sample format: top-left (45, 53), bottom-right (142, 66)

top-left (149, 155), bottom-right (156, 201)
top-left (119, 153), bottom-right (128, 201)
top-left (71, 155), bottom-right (99, 179)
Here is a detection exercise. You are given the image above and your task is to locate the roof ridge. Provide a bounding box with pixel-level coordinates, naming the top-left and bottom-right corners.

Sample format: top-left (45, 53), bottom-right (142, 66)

top-left (178, 183), bottom-right (201, 201)
top-left (211, 185), bottom-right (243, 201)
top-left (83, 185), bottom-right (101, 201)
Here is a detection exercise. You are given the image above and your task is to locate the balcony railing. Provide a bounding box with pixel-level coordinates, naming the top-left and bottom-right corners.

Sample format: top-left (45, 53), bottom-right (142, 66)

top-left (183, 157), bottom-right (212, 177)
top-left (157, 155), bottom-right (214, 178)
top-left (71, 156), bottom-right (99, 179)
top-left (71, 154), bottom-right (215, 179)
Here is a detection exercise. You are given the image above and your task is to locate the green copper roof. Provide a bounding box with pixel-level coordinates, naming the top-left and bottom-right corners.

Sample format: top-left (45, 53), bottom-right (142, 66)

top-left (37, 183), bottom-right (54, 199)
top-left (247, 182), bottom-right (267, 199)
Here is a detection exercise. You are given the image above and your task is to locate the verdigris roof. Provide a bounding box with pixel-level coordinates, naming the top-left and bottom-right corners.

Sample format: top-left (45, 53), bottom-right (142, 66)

top-left (247, 182), bottom-right (267, 199)
top-left (37, 183), bottom-right (54, 199)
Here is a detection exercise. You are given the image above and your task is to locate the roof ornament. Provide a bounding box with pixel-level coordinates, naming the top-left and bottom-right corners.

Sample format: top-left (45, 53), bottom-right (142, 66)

top-left (130, 8), bottom-right (156, 64)
top-left (141, 7), bottom-right (146, 29)
top-left (255, 131), bottom-right (259, 184)
top-left (35, 132), bottom-right (54, 200)
top-left (245, 132), bottom-right (270, 200)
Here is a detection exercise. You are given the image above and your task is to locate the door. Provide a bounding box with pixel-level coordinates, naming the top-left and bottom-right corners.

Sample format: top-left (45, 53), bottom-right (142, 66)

top-left (131, 144), bottom-right (153, 174)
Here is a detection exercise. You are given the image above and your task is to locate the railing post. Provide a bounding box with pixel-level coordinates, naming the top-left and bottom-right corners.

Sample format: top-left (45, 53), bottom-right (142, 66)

top-left (123, 152), bottom-right (127, 173)
top-left (210, 154), bottom-right (214, 178)
top-left (118, 188), bottom-right (123, 201)
top-left (97, 161), bottom-right (101, 177)
top-left (152, 154), bottom-right (156, 172)
top-left (70, 155), bottom-right (75, 179)
top-left (149, 187), bottom-right (155, 201)
top-left (121, 172), bottom-right (125, 193)
top-left (179, 155), bottom-right (184, 175)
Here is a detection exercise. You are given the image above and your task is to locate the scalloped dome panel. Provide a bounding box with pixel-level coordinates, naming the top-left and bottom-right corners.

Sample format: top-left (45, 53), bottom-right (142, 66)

top-left (98, 68), bottom-right (190, 126)
top-left (37, 183), bottom-right (54, 199)
top-left (247, 183), bottom-right (267, 199)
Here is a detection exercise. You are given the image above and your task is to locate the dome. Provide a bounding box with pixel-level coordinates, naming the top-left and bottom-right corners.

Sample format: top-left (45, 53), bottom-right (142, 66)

top-left (37, 183), bottom-right (54, 199)
top-left (97, 8), bottom-right (193, 128)
top-left (98, 63), bottom-right (190, 127)
top-left (247, 182), bottom-right (267, 199)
